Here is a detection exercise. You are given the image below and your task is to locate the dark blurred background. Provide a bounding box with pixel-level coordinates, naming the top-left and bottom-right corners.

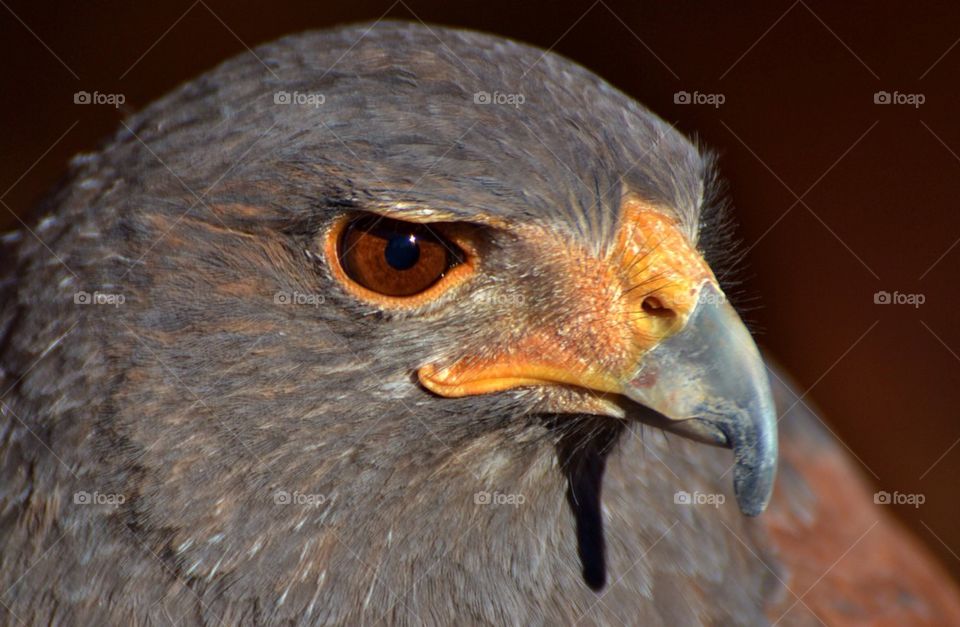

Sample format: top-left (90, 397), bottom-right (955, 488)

top-left (2, 0), bottom-right (958, 579)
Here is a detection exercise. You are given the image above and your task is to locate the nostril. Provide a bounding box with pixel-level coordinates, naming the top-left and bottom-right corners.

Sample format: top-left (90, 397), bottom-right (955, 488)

top-left (642, 296), bottom-right (674, 317)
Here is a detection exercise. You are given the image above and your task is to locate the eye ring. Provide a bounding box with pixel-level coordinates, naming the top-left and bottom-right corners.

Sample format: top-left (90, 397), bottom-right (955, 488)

top-left (324, 213), bottom-right (476, 308)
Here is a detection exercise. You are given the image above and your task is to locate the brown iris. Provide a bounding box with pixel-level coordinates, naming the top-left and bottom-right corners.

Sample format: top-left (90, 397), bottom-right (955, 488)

top-left (337, 215), bottom-right (464, 297)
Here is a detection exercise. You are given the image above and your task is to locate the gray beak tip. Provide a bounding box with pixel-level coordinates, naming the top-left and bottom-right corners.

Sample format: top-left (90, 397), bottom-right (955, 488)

top-left (721, 402), bottom-right (778, 516)
top-left (625, 283), bottom-right (779, 518)
top-left (732, 454), bottom-right (776, 516)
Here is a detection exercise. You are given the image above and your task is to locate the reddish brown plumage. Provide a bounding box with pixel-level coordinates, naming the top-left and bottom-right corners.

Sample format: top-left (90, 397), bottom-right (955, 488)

top-left (762, 371), bottom-right (960, 625)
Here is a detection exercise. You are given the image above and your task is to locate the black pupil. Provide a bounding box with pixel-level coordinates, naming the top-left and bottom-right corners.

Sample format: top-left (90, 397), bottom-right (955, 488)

top-left (384, 234), bottom-right (421, 270)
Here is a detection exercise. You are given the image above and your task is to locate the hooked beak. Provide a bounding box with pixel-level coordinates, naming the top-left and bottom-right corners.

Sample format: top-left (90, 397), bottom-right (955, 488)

top-left (624, 283), bottom-right (777, 516)
top-left (418, 198), bottom-right (778, 517)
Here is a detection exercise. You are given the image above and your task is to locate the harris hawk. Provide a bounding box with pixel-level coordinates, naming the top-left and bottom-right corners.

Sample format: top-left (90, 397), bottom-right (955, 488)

top-left (1, 21), bottom-right (959, 626)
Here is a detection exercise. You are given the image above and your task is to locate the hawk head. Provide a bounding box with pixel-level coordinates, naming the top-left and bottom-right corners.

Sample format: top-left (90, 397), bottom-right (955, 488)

top-left (11, 21), bottom-right (778, 621)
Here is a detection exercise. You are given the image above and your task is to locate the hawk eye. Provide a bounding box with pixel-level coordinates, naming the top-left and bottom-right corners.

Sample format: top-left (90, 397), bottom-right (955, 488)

top-left (337, 215), bottom-right (465, 297)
